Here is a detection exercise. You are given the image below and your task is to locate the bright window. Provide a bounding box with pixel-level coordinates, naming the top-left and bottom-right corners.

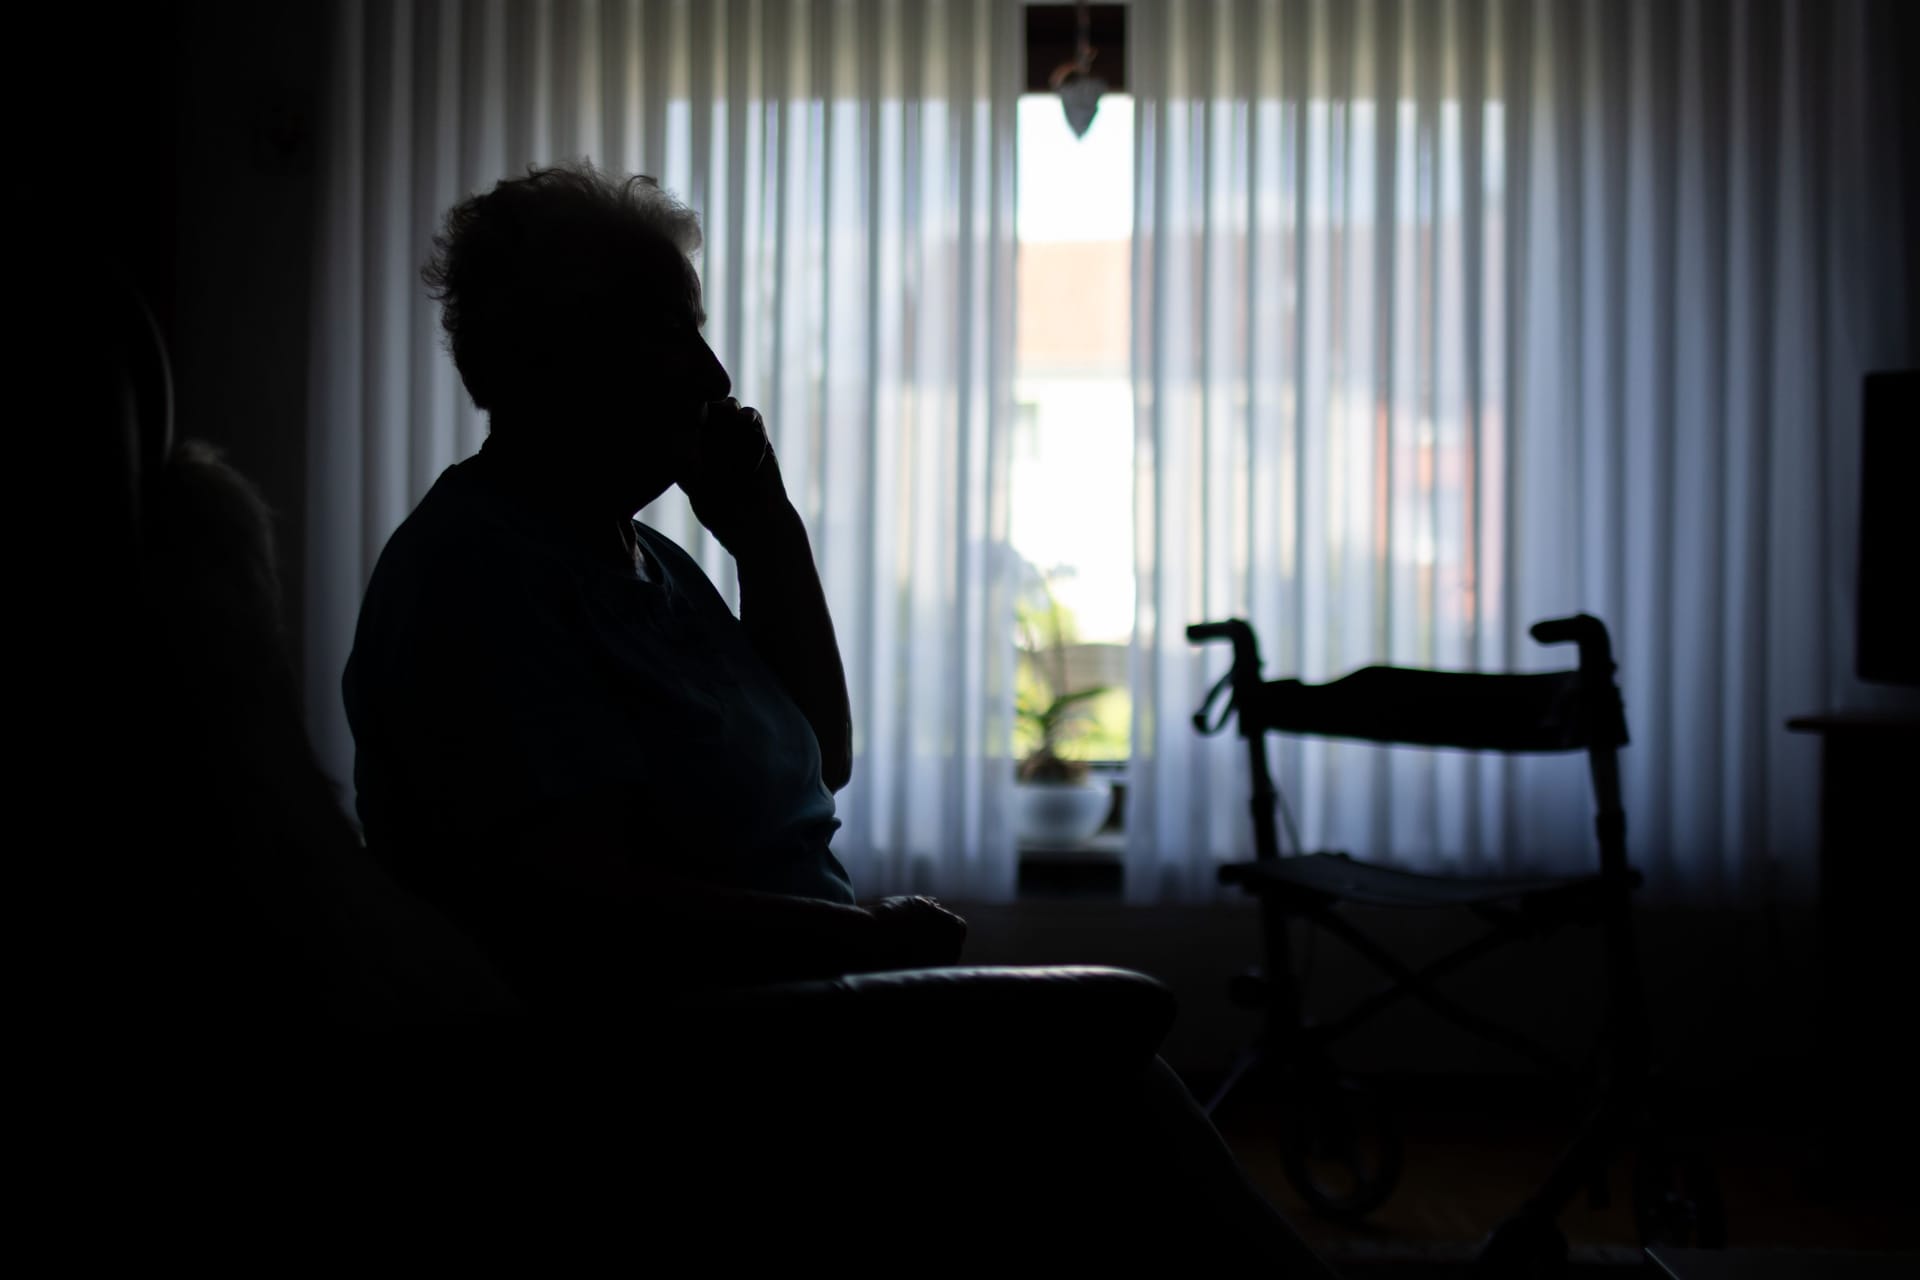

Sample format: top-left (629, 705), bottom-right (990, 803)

top-left (1011, 92), bottom-right (1135, 765)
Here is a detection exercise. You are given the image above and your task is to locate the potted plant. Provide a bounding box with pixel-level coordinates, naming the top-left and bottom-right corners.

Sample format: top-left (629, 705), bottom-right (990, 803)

top-left (1014, 589), bottom-right (1115, 847)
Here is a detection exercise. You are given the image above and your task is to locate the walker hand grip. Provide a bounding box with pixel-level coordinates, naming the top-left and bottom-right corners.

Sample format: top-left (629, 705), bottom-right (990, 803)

top-left (1187, 618), bottom-right (1263, 681)
top-left (1529, 616), bottom-right (1592, 646)
top-left (1529, 614), bottom-right (1614, 673)
top-left (1189, 620), bottom-right (1258, 735)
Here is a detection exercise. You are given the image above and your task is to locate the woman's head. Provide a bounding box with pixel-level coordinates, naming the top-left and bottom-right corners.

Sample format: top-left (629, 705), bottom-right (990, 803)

top-left (423, 163), bottom-right (730, 502)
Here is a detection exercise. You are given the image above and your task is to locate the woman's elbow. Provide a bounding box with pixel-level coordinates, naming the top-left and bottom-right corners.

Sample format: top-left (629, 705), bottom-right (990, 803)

top-left (823, 727), bottom-right (853, 793)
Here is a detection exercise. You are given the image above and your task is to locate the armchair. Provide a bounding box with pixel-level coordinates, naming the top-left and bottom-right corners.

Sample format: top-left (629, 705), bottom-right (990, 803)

top-left (98, 285), bottom-right (1195, 1265)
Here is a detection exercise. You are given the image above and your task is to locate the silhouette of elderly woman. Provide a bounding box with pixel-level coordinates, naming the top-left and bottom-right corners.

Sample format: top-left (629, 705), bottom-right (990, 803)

top-left (344, 164), bottom-right (963, 1007)
top-left (344, 163), bottom-right (1331, 1273)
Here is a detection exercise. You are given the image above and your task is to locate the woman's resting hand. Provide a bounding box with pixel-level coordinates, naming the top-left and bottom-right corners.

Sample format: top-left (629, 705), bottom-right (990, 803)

top-left (679, 397), bottom-right (791, 558)
top-left (860, 895), bottom-right (969, 972)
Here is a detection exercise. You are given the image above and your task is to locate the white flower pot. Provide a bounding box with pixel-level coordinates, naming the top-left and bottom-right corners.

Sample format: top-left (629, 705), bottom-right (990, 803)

top-left (1015, 778), bottom-right (1114, 848)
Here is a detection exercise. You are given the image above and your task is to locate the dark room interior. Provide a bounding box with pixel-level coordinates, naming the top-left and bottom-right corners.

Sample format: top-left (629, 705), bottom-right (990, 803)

top-left (36, 1), bottom-right (1920, 1275)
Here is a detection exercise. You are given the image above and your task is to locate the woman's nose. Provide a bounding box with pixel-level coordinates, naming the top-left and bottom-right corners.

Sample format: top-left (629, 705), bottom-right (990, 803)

top-left (696, 335), bottom-right (731, 401)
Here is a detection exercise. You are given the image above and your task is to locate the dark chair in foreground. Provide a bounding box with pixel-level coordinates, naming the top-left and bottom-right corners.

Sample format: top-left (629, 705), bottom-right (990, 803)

top-left (1188, 616), bottom-right (1721, 1274)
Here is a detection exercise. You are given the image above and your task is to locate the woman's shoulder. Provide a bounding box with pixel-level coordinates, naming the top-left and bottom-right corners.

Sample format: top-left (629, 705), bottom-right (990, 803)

top-left (367, 462), bottom-right (572, 627)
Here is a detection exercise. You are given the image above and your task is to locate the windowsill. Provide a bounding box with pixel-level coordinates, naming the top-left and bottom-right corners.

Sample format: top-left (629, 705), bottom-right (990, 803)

top-left (1018, 829), bottom-right (1125, 898)
top-left (1015, 762), bottom-right (1127, 897)
top-left (1021, 829), bottom-right (1125, 861)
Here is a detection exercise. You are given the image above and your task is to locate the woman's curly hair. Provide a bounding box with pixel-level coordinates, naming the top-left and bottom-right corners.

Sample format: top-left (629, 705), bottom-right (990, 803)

top-left (422, 161), bottom-right (703, 413)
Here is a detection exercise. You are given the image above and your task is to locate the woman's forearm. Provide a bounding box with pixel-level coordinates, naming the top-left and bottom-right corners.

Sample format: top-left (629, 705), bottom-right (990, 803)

top-left (734, 503), bottom-right (854, 791)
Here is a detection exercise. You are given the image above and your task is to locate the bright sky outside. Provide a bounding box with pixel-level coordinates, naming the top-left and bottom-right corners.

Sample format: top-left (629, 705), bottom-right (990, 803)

top-left (1017, 93), bottom-right (1136, 242)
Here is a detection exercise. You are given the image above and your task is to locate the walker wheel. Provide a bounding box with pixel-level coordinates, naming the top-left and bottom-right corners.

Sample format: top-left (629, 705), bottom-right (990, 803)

top-left (1278, 1073), bottom-right (1404, 1223)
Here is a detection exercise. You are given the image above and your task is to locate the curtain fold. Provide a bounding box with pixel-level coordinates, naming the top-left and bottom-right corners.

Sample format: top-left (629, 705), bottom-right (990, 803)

top-left (308, 0), bottom-right (1022, 900)
top-left (1126, 0), bottom-right (1913, 904)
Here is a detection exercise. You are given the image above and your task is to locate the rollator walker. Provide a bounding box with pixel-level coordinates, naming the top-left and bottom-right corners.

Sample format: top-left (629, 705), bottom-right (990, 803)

top-left (1188, 614), bottom-right (1722, 1274)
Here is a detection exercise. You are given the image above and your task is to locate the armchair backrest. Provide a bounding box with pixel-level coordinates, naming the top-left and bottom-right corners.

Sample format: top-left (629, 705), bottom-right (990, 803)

top-left (104, 286), bottom-right (521, 1037)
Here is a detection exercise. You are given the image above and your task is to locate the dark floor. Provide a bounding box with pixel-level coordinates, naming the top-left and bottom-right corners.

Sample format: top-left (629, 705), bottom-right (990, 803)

top-left (1205, 1072), bottom-right (1913, 1275)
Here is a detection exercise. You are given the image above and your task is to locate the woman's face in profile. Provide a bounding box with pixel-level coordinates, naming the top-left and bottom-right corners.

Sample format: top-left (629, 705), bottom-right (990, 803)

top-left (621, 305), bottom-right (729, 481)
top-left (575, 272), bottom-right (730, 509)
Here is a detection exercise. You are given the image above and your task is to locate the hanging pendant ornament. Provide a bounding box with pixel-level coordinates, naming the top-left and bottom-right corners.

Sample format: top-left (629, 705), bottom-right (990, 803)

top-left (1049, 1), bottom-right (1106, 139)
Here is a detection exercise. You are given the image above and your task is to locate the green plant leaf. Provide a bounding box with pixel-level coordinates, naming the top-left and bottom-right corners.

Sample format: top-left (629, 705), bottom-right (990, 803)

top-left (1045, 685), bottom-right (1110, 715)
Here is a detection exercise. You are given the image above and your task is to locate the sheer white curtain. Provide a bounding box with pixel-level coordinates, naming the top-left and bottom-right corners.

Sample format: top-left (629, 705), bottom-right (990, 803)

top-left (1126, 0), bottom-right (1914, 903)
top-left (307, 0), bottom-right (1022, 899)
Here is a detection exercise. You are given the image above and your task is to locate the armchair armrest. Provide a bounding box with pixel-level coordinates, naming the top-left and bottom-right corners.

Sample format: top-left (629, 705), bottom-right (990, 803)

top-left (660, 964), bottom-right (1177, 1076)
top-left (339, 965), bottom-right (1175, 1096)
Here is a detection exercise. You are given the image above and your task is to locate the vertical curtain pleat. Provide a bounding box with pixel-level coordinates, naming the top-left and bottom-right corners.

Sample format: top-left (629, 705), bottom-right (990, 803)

top-left (306, 0), bottom-right (366, 779)
top-left (1128, 0), bottom-right (1911, 904)
top-left (309, 0), bottom-right (1021, 900)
